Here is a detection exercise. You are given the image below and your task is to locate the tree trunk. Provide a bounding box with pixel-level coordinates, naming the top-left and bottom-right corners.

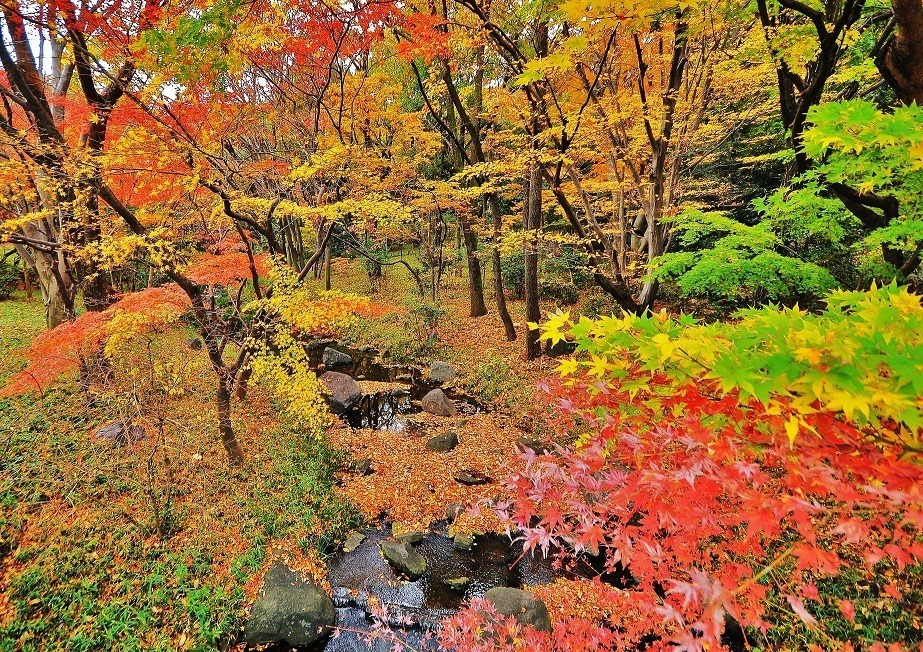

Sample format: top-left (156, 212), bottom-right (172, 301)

top-left (878, 0), bottom-right (923, 105)
top-left (234, 363), bottom-right (252, 401)
top-left (460, 213), bottom-right (487, 317)
top-left (23, 259), bottom-right (33, 300)
top-left (523, 162), bottom-right (542, 360)
top-left (216, 379), bottom-right (244, 464)
top-left (488, 193), bottom-right (516, 340)
top-left (324, 240), bottom-right (332, 291)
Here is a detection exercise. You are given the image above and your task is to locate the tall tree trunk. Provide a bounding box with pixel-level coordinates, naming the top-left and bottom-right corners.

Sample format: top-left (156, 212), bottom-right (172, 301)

top-left (523, 162), bottom-right (542, 360)
top-left (460, 213), bottom-right (487, 317)
top-left (488, 193), bottom-right (516, 340)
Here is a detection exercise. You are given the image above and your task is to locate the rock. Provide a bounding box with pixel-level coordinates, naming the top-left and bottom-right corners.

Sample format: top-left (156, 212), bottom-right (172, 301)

top-left (359, 345), bottom-right (376, 353)
top-left (426, 431), bottom-right (458, 452)
top-left (354, 458), bottom-right (372, 475)
top-left (343, 531), bottom-right (366, 553)
top-left (483, 587), bottom-right (551, 632)
top-left (429, 360), bottom-right (457, 384)
top-left (93, 421), bottom-right (146, 446)
top-left (319, 371), bottom-right (362, 414)
top-left (322, 347), bottom-right (353, 367)
top-left (546, 339), bottom-right (578, 357)
top-left (444, 576), bottom-right (469, 590)
top-left (394, 531), bottom-right (424, 545)
top-left (186, 338), bottom-right (202, 351)
top-left (515, 437), bottom-right (548, 455)
top-left (243, 562), bottom-right (335, 647)
top-left (391, 523), bottom-right (424, 543)
top-left (307, 337), bottom-right (336, 351)
top-left (445, 502), bottom-right (464, 522)
top-left (454, 469), bottom-right (491, 485)
top-left (421, 389), bottom-right (456, 417)
top-left (381, 540), bottom-right (427, 580)
top-left (453, 532), bottom-right (474, 551)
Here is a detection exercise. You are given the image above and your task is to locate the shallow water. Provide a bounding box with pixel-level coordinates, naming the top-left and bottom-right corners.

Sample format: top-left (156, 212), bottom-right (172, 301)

top-left (313, 524), bottom-right (597, 652)
top-left (289, 341), bottom-right (577, 650)
top-left (307, 341), bottom-right (484, 430)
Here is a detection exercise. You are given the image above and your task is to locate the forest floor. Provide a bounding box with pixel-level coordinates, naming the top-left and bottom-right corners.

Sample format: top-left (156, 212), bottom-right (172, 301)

top-left (0, 254), bottom-right (601, 651)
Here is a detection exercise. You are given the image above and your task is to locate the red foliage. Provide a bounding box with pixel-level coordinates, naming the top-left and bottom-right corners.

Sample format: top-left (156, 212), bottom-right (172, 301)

top-left (441, 599), bottom-right (623, 652)
top-left (395, 12), bottom-right (451, 62)
top-left (442, 373), bottom-right (923, 651)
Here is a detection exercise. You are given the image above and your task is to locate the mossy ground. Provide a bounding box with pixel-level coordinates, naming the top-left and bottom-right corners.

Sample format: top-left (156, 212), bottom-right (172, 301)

top-left (0, 292), bottom-right (359, 651)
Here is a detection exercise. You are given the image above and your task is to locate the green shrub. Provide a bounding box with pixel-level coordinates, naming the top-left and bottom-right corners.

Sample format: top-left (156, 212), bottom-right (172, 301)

top-left (539, 279), bottom-right (579, 306)
top-left (0, 256), bottom-right (20, 301)
top-left (500, 252), bottom-right (525, 298)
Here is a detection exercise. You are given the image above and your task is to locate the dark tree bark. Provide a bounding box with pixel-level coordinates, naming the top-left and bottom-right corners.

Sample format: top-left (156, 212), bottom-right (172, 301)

top-left (523, 162), bottom-right (542, 360)
top-left (460, 213), bottom-right (487, 317)
top-left (489, 193), bottom-right (517, 340)
top-left (216, 379), bottom-right (244, 465)
top-left (877, 0), bottom-right (923, 105)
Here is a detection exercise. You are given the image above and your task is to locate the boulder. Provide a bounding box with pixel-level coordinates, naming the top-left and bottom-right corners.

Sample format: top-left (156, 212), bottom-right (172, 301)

top-left (454, 469), bottom-right (491, 485)
top-left (243, 562), bottom-right (335, 647)
top-left (421, 389), bottom-right (456, 417)
top-left (426, 431), bottom-right (458, 452)
top-left (343, 531), bottom-right (366, 553)
top-left (429, 361), bottom-right (457, 384)
top-left (320, 371), bottom-right (362, 414)
top-left (93, 421), bottom-right (146, 446)
top-left (381, 540), bottom-right (427, 580)
top-left (483, 587), bottom-right (551, 632)
top-left (322, 347), bottom-right (353, 367)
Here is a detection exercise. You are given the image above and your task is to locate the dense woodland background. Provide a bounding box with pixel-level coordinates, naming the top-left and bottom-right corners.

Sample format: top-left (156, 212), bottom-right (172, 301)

top-left (1, 0), bottom-right (922, 649)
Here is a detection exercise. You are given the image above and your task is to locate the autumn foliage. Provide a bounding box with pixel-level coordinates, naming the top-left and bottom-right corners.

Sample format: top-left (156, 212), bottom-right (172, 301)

top-left (1, 285), bottom-right (190, 396)
top-left (443, 285), bottom-right (923, 651)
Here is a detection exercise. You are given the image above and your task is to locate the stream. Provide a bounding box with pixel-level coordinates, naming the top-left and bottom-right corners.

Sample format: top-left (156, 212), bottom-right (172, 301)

top-left (252, 340), bottom-right (589, 651)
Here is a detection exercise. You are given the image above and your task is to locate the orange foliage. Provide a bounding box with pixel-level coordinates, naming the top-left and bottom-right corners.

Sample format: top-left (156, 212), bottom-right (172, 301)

top-left (2, 286), bottom-right (190, 396)
top-left (183, 251), bottom-right (271, 286)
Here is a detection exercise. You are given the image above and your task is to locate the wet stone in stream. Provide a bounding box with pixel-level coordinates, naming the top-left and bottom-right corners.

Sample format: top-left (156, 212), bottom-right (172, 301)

top-left (297, 341), bottom-right (570, 650)
top-left (325, 527), bottom-right (565, 631)
top-left (306, 339), bottom-right (485, 432)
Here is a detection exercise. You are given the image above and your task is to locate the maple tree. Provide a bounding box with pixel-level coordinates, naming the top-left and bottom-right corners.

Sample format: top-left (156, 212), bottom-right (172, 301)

top-left (447, 284), bottom-right (923, 650)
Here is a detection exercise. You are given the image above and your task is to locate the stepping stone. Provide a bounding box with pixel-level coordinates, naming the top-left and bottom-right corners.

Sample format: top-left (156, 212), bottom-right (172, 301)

top-left (343, 531), bottom-right (366, 553)
top-left (426, 431), bottom-right (458, 452)
top-left (381, 540), bottom-right (427, 580)
top-left (454, 469), bottom-right (491, 485)
top-left (453, 532), bottom-right (475, 551)
top-left (484, 587), bottom-right (551, 632)
top-left (444, 576), bottom-right (469, 590)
